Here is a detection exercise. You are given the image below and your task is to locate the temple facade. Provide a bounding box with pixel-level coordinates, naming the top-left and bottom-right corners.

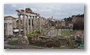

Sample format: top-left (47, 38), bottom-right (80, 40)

top-left (16, 8), bottom-right (44, 44)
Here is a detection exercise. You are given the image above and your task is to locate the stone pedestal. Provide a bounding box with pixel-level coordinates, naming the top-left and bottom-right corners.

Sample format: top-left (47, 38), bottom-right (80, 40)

top-left (18, 34), bottom-right (22, 45)
top-left (23, 36), bottom-right (29, 45)
top-left (18, 35), bottom-right (29, 45)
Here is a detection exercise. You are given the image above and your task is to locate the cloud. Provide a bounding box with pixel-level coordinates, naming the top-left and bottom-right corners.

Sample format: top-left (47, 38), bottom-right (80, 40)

top-left (11, 4), bottom-right (17, 7)
top-left (4, 4), bottom-right (84, 20)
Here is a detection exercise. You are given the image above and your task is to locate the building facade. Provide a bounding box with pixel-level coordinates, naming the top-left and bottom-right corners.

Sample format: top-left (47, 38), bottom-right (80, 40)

top-left (4, 16), bottom-right (13, 36)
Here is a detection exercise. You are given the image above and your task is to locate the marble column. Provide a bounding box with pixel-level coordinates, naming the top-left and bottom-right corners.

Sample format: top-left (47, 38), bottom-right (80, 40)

top-left (26, 15), bottom-right (29, 34)
top-left (35, 16), bottom-right (37, 32)
top-left (23, 14), bottom-right (26, 36)
top-left (23, 14), bottom-right (29, 45)
top-left (18, 14), bottom-right (21, 35)
top-left (30, 16), bottom-right (32, 33)
top-left (17, 14), bottom-right (23, 45)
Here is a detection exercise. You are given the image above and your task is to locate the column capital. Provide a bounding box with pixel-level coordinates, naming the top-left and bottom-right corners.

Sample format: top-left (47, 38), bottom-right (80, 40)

top-left (30, 16), bottom-right (33, 18)
top-left (17, 14), bottom-right (21, 16)
top-left (29, 15), bottom-right (31, 18)
top-left (35, 16), bottom-right (37, 18)
top-left (33, 16), bottom-right (35, 18)
top-left (26, 15), bottom-right (28, 17)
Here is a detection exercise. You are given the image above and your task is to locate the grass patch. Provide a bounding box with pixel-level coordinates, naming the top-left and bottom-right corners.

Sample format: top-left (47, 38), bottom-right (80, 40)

top-left (62, 30), bottom-right (72, 36)
top-left (26, 33), bottom-right (34, 38)
top-left (8, 40), bottom-right (18, 45)
top-left (26, 31), bottom-right (41, 38)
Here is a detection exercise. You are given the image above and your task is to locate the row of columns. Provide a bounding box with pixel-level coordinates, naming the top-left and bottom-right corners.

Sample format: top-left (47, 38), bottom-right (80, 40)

top-left (17, 12), bottom-right (41, 45)
top-left (18, 14), bottom-right (41, 34)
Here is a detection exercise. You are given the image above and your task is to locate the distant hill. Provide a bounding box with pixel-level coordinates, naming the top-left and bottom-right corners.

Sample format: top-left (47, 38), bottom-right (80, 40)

top-left (64, 14), bottom-right (84, 30)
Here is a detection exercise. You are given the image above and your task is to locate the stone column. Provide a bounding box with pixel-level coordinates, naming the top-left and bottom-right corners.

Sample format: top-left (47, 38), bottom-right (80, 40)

top-left (30, 16), bottom-right (32, 33)
top-left (23, 14), bottom-right (29, 45)
top-left (23, 14), bottom-right (26, 36)
top-left (26, 15), bottom-right (29, 34)
top-left (18, 14), bottom-right (23, 45)
top-left (18, 14), bottom-right (21, 35)
top-left (33, 16), bottom-right (37, 32)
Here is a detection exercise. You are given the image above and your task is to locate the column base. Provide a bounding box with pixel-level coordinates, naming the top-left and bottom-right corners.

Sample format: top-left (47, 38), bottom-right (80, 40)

top-left (18, 34), bottom-right (22, 45)
top-left (18, 35), bottom-right (29, 45)
top-left (23, 36), bottom-right (29, 45)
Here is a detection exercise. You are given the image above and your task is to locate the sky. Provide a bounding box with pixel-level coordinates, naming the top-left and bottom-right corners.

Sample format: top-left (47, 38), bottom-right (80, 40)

top-left (4, 4), bottom-right (84, 20)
